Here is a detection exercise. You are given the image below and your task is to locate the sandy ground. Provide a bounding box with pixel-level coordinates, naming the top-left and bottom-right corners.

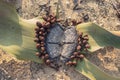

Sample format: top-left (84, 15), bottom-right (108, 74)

top-left (0, 0), bottom-right (120, 80)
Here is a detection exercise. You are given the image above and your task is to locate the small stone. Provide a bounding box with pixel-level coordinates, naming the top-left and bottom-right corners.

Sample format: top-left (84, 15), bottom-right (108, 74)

top-left (83, 14), bottom-right (89, 21)
top-left (116, 12), bottom-right (120, 18)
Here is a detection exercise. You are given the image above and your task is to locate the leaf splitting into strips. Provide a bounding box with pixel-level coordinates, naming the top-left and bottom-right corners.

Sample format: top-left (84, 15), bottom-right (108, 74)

top-left (0, 0), bottom-right (43, 63)
top-left (76, 22), bottom-right (120, 52)
top-left (75, 58), bottom-right (120, 80)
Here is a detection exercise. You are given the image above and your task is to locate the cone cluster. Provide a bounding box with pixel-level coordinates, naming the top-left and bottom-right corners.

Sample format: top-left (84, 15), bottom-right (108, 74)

top-left (66, 32), bottom-right (90, 66)
top-left (62, 19), bottom-right (83, 27)
top-left (71, 19), bottom-right (82, 26)
top-left (34, 14), bottom-right (90, 67)
top-left (34, 14), bottom-right (59, 65)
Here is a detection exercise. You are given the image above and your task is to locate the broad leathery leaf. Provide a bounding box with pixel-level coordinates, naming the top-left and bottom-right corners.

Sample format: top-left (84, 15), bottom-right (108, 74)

top-left (76, 22), bottom-right (120, 52)
top-left (75, 58), bottom-right (120, 80)
top-left (0, 0), bottom-right (43, 63)
top-left (1, 1), bottom-right (120, 80)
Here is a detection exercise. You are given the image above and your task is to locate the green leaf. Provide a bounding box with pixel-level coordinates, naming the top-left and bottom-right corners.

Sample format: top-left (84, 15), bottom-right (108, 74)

top-left (0, 0), bottom-right (42, 63)
top-left (75, 58), bottom-right (120, 80)
top-left (1, 1), bottom-right (120, 80)
top-left (76, 22), bottom-right (120, 52)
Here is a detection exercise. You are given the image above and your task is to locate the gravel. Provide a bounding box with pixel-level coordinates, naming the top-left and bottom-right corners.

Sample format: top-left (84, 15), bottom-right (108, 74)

top-left (0, 0), bottom-right (120, 80)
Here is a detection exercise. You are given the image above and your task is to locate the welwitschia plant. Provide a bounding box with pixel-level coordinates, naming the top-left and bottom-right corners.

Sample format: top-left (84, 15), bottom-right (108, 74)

top-left (0, 1), bottom-right (120, 80)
